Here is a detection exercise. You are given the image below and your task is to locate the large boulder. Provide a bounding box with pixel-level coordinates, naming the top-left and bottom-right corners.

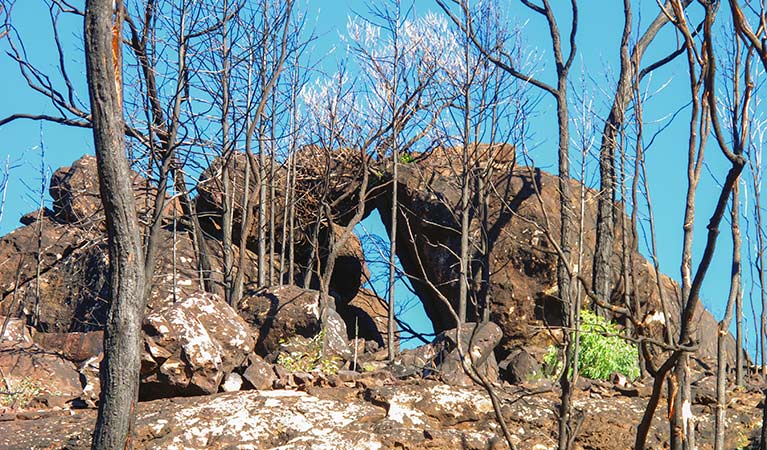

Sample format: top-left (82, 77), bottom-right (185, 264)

top-left (428, 322), bottom-right (502, 387)
top-left (140, 292), bottom-right (255, 399)
top-left (376, 149), bottom-right (735, 365)
top-left (238, 285), bottom-right (324, 356)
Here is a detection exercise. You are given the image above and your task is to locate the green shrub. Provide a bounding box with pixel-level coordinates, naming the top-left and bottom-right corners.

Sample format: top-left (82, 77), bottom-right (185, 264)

top-left (544, 309), bottom-right (640, 381)
top-left (398, 153), bottom-right (415, 164)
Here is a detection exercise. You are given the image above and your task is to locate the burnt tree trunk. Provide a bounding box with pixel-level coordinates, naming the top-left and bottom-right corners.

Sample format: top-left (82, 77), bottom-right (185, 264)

top-left (85, 1), bottom-right (147, 448)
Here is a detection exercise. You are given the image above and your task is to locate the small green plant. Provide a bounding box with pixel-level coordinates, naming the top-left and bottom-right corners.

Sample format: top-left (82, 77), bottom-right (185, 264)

top-left (276, 330), bottom-right (341, 375)
top-left (398, 153), bottom-right (415, 164)
top-left (0, 377), bottom-right (43, 410)
top-left (544, 310), bottom-right (640, 381)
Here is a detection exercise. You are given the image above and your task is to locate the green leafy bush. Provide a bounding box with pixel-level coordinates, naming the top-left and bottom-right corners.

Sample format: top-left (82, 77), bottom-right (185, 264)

top-left (545, 309), bottom-right (640, 381)
top-left (399, 153), bottom-right (415, 164)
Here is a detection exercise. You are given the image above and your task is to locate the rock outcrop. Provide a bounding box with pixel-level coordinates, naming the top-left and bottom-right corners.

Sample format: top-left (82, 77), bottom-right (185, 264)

top-left (375, 148), bottom-right (736, 365)
top-left (0, 149), bottom-right (761, 450)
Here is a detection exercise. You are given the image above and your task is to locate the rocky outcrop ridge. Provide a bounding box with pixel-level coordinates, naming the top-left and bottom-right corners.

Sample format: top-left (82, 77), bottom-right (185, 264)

top-left (0, 148), bottom-right (757, 450)
top-left (376, 146), bottom-right (735, 365)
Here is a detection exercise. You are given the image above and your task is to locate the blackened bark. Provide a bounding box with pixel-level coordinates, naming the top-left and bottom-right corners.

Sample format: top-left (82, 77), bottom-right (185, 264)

top-left (85, 1), bottom-right (147, 448)
top-left (593, 0), bottom-right (687, 316)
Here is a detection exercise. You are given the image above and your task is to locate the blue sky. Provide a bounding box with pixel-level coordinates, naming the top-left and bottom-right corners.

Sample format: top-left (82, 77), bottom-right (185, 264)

top-left (0, 1), bottom-right (759, 355)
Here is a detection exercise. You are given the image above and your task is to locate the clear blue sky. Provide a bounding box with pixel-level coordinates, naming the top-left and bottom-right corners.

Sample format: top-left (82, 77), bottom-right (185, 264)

top-left (0, 1), bottom-right (758, 356)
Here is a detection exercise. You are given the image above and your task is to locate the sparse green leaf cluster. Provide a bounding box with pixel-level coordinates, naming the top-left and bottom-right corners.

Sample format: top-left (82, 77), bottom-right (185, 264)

top-left (0, 377), bottom-right (43, 410)
top-left (276, 330), bottom-right (341, 375)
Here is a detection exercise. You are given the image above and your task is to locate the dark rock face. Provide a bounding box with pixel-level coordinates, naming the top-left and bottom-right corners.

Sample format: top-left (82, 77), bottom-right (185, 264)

top-left (140, 292), bottom-right (255, 399)
top-left (338, 287), bottom-right (390, 350)
top-left (195, 152), bottom-right (285, 252)
top-left (376, 150), bottom-right (735, 365)
top-left (195, 149), bottom-right (370, 252)
top-left (238, 285), bottom-right (324, 356)
top-left (0, 220), bottom-right (237, 333)
top-left (0, 217), bottom-right (107, 332)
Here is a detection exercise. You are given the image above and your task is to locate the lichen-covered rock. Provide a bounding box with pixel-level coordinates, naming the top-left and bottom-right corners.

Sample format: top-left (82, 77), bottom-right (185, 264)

top-left (0, 215), bottom-right (235, 333)
top-left (1, 378), bottom-right (765, 450)
top-left (0, 316), bottom-right (34, 345)
top-left (321, 307), bottom-right (352, 361)
top-left (140, 292), bottom-right (255, 399)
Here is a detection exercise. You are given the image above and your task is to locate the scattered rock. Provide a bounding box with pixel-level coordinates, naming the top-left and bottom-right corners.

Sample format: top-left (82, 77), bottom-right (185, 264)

top-left (220, 372), bottom-right (243, 392)
top-left (242, 354), bottom-right (276, 390)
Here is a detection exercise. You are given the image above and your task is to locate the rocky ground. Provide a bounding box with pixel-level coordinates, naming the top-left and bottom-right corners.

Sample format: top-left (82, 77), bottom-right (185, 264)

top-left (0, 370), bottom-right (763, 450)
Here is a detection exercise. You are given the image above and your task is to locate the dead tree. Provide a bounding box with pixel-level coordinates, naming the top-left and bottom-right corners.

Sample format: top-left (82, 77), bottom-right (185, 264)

top-left (84, 1), bottom-right (147, 448)
top-left (592, 0), bottom-right (692, 319)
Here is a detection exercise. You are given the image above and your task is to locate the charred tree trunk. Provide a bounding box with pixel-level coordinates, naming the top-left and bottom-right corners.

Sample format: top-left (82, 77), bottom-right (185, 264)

top-left (85, 1), bottom-right (147, 448)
